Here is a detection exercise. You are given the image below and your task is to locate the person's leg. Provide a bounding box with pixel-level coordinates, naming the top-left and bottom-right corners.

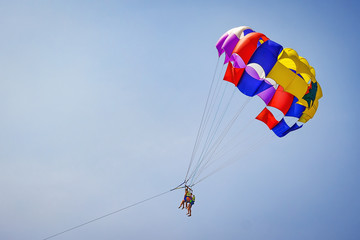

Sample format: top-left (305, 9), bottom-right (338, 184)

top-left (178, 200), bottom-right (185, 208)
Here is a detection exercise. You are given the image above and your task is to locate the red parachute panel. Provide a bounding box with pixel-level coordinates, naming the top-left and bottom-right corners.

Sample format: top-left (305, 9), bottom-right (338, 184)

top-left (256, 108), bottom-right (279, 130)
top-left (223, 32), bottom-right (269, 86)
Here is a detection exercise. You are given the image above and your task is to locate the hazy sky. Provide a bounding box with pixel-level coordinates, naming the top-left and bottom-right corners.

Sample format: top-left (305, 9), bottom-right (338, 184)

top-left (0, 1), bottom-right (359, 240)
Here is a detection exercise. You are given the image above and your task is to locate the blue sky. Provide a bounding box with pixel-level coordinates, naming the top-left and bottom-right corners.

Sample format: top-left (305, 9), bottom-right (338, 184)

top-left (0, 0), bottom-right (359, 239)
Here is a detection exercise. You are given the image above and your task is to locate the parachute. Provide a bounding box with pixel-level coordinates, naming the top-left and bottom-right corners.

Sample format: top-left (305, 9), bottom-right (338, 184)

top-left (216, 26), bottom-right (322, 137)
top-left (183, 26), bottom-right (322, 187)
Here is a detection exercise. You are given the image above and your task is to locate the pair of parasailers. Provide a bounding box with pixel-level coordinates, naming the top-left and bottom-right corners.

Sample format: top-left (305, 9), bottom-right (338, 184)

top-left (178, 186), bottom-right (195, 217)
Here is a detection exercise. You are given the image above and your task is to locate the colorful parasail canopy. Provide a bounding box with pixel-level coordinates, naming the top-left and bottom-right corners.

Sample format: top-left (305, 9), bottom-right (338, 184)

top-left (216, 26), bottom-right (322, 137)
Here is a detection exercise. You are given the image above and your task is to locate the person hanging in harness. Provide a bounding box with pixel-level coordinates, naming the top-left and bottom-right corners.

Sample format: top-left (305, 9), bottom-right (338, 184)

top-left (178, 186), bottom-right (193, 209)
top-left (187, 194), bottom-right (195, 217)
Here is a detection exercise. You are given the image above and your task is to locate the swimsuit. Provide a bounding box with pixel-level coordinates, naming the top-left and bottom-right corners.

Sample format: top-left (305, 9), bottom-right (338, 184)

top-left (184, 192), bottom-right (192, 202)
top-left (184, 196), bottom-right (192, 202)
top-left (190, 196), bottom-right (195, 205)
